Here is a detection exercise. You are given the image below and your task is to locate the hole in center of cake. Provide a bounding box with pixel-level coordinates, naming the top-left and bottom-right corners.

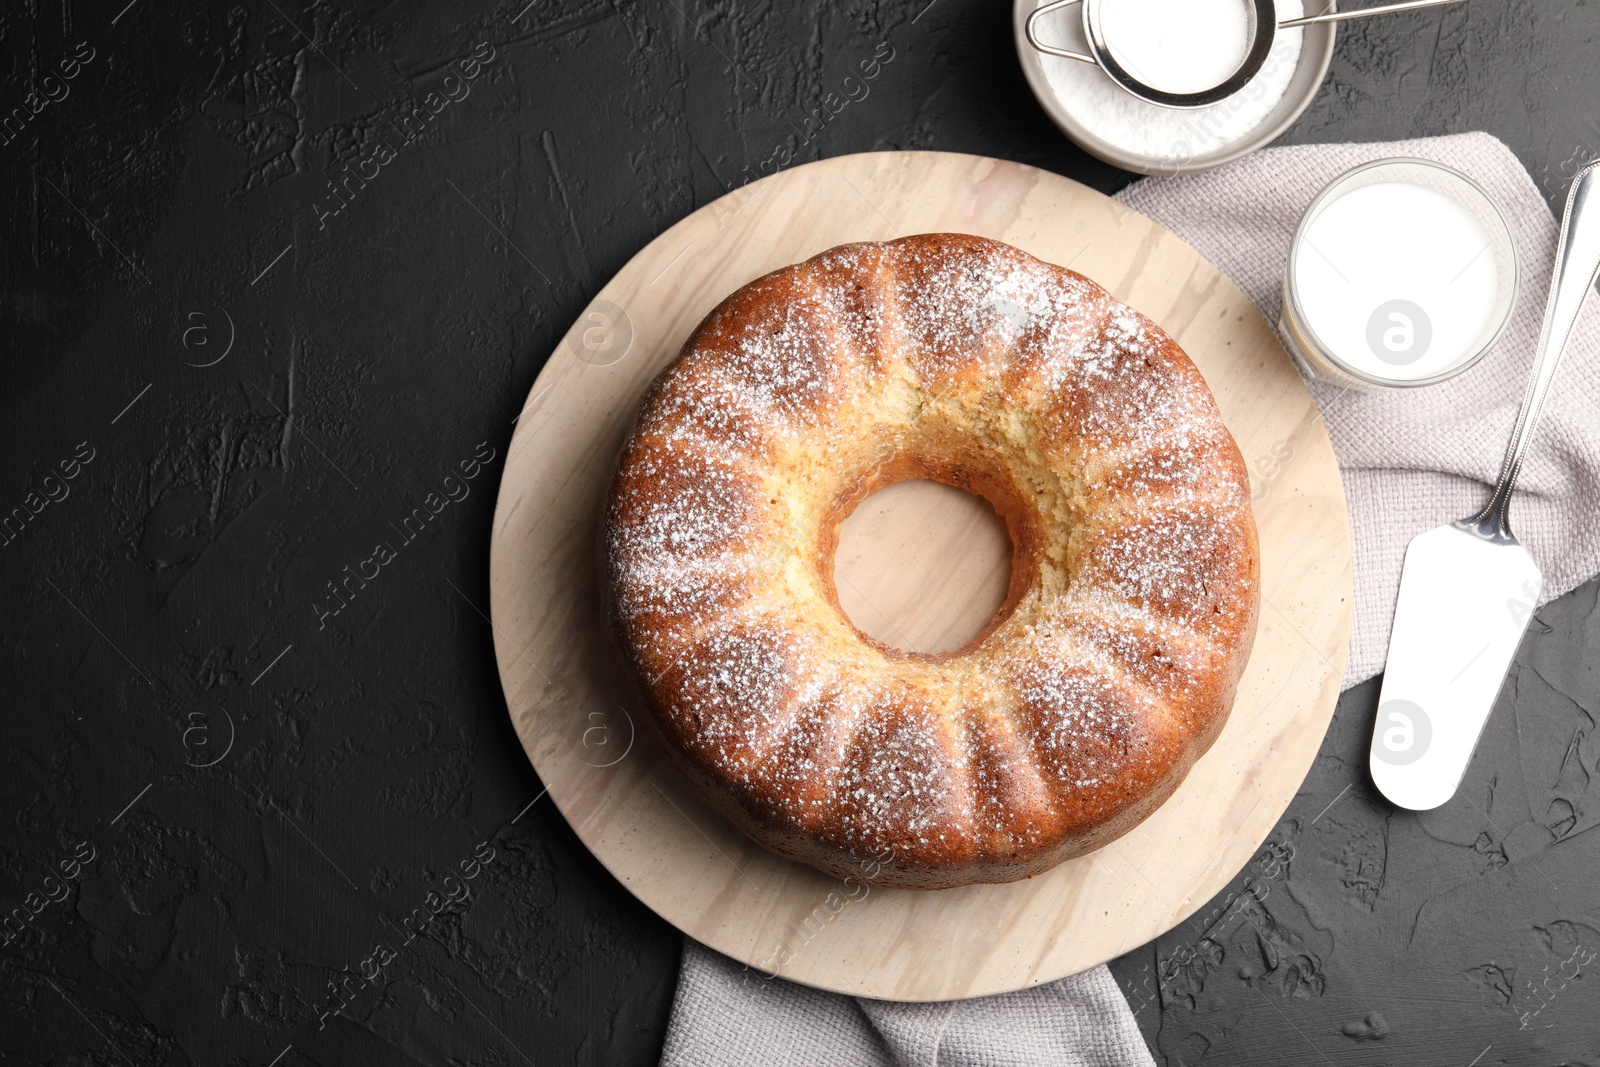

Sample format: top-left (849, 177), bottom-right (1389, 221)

top-left (833, 479), bottom-right (1013, 655)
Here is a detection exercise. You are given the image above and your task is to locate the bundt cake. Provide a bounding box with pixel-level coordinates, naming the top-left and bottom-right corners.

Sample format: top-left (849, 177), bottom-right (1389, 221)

top-left (602, 232), bottom-right (1259, 889)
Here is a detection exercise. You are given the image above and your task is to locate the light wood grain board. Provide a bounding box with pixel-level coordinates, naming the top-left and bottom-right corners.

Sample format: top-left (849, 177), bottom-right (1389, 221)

top-left (487, 151), bottom-right (1352, 1001)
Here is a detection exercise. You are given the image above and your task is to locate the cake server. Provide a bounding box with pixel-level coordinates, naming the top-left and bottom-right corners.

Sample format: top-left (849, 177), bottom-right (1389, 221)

top-left (1371, 158), bottom-right (1600, 811)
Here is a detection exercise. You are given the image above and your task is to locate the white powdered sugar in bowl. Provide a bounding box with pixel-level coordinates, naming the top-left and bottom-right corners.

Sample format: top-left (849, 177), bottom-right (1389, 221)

top-left (1037, 0), bottom-right (1305, 167)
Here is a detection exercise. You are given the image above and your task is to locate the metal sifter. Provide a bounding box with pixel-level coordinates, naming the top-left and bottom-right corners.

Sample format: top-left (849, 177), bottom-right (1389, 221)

top-left (1026, 0), bottom-right (1469, 109)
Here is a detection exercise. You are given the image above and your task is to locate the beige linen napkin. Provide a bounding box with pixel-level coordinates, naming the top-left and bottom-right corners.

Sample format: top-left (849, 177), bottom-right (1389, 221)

top-left (662, 939), bottom-right (1156, 1066)
top-left (661, 132), bottom-right (1600, 1066)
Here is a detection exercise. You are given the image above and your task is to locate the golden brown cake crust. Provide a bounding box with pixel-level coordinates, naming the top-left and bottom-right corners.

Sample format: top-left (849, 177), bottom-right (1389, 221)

top-left (602, 233), bottom-right (1260, 890)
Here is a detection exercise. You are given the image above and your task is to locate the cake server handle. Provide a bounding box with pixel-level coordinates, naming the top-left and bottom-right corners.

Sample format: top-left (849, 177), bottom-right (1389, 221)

top-left (1466, 158), bottom-right (1600, 539)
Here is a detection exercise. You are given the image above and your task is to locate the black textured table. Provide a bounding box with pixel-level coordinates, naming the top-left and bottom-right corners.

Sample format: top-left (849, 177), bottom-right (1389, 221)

top-left (3, 2), bottom-right (1597, 1065)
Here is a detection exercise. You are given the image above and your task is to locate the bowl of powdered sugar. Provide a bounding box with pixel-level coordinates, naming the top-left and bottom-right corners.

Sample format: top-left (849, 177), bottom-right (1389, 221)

top-left (1014, 0), bottom-right (1335, 174)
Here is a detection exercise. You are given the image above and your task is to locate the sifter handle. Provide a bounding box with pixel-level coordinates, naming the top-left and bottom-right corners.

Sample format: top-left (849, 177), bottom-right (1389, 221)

top-left (1280, 0), bottom-right (1469, 29)
top-left (1025, 0), bottom-right (1096, 62)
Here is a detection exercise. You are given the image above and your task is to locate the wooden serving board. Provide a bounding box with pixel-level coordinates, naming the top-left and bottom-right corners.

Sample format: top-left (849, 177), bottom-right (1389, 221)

top-left (488, 151), bottom-right (1352, 1001)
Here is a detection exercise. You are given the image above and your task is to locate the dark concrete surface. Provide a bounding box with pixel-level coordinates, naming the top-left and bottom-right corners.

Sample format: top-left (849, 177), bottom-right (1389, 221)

top-left (2, 1), bottom-right (1597, 1064)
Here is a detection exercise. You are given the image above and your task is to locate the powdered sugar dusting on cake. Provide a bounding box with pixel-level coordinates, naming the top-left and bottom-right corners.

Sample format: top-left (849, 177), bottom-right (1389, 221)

top-left (829, 695), bottom-right (973, 854)
top-left (1008, 657), bottom-right (1151, 793)
top-left (1093, 423), bottom-right (1239, 504)
top-left (611, 451), bottom-right (751, 559)
top-left (894, 240), bottom-right (1060, 383)
top-left (745, 674), bottom-right (878, 827)
top-left (959, 706), bottom-right (1055, 845)
top-left (1073, 504), bottom-right (1254, 629)
top-left (1071, 312), bottom-right (1188, 442)
top-left (659, 623), bottom-right (828, 781)
top-left (689, 270), bottom-right (850, 432)
top-left (639, 373), bottom-right (785, 459)
top-left (606, 442), bottom-right (768, 629)
top-left (805, 243), bottom-right (897, 368)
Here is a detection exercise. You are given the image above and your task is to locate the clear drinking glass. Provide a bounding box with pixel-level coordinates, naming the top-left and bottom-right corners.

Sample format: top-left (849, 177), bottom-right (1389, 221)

top-left (1279, 157), bottom-right (1519, 389)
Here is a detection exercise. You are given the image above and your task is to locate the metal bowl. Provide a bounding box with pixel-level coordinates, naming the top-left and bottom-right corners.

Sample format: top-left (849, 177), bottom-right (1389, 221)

top-left (1012, 0), bottom-right (1336, 176)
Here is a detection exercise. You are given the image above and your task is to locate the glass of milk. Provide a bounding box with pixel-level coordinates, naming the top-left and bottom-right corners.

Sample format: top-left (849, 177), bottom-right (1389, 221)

top-left (1280, 158), bottom-right (1519, 389)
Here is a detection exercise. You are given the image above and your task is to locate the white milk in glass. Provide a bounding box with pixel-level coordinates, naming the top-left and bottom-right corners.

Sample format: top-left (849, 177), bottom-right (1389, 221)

top-left (1292, 181), bottom-right (1500, 382)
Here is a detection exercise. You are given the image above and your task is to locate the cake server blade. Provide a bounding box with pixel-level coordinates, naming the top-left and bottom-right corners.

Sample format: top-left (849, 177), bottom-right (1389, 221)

top-left (1370, 525), bottom-right (1540, 810)
top-left (1371, 157), bottom-right (1600, 811)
